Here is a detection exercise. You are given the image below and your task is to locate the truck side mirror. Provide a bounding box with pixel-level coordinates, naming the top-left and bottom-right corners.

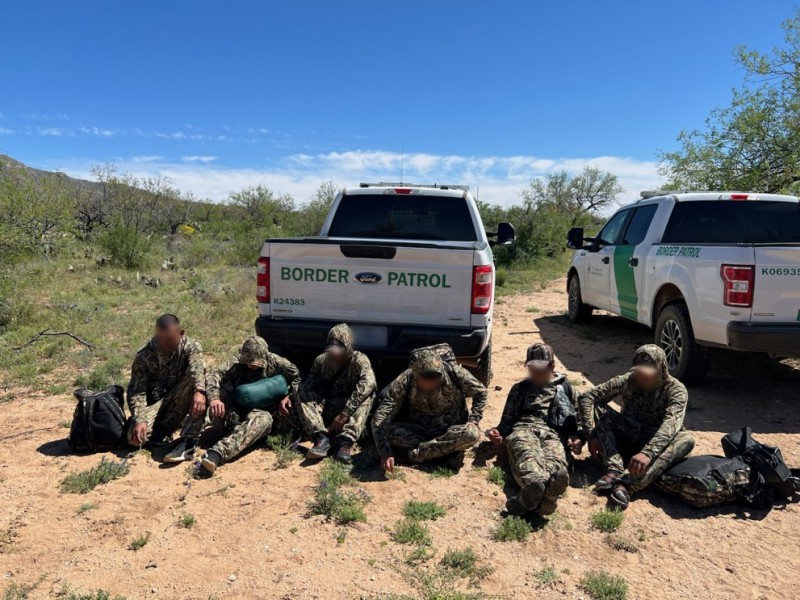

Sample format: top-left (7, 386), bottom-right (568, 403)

top-left (567, 227), bottom-right (584, 250)
top-left (493, 222), bottom-right (515, 246)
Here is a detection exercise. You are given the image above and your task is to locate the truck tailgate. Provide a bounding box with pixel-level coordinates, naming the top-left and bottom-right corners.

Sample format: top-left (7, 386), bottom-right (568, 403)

top-left (267, 242), bottom-right (476, 327)
top-left (752, 246), bottom-right (800, 322)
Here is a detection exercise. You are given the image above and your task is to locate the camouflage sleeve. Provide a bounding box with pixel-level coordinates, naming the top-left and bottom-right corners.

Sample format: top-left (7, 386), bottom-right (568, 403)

top-left (271, 354), bottom-right (301, 398)
top-left (298, 355), bottom-right (326, 405)
top-left (126, 352), bottom-right (149, 423)
top-left (206, 359), bottom-right (237, 403)
top-left (454, 366), bottom-right (488, 424)
top-left (342, 353), bottom-right (377, 417)
top-left (184, 338), bottom-right (206, 391)
top-left (496, 382), bottom-right (523, 438)
top-left (371, 370), bottom-right (411, 459)
top-left (578, 374), bottom-right (629, 432)
top-left (641, 381), bottom-right (689, 459)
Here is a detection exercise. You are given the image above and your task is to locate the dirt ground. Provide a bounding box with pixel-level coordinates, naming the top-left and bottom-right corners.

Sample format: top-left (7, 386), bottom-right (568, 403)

top-left (1, 277), bottom-right (798, 600)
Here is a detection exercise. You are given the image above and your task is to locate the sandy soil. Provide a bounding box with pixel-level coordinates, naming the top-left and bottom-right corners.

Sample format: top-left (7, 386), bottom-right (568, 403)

top-left (1, 278), bottom-right (798, 599)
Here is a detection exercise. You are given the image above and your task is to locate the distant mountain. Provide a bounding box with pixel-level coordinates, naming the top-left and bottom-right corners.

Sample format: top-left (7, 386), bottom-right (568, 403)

top-left (0, 154), bottom-right (104, 195)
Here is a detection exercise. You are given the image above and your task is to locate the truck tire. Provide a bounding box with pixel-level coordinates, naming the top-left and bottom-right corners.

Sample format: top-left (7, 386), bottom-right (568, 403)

top-left (655, 303), bottom-right (710, 384)
top-left (567, 275), bottom-right (593, 324)
top-left (471, 340), bottom-right (493, 387)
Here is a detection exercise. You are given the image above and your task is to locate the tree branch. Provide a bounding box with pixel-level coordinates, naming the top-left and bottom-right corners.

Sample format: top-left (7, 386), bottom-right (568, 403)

top-left (13, 329), bottom-right (96, 351)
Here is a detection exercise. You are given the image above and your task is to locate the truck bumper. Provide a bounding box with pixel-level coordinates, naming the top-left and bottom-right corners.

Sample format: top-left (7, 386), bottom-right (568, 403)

top-left (726, 321), bottom-right (800, 355)
top-left (255, 316), bottom-right (489, 359)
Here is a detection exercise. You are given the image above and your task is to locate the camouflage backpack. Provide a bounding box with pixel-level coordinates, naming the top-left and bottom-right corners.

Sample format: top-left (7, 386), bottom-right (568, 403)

top-left (657, 455), bottom-right (753, 508)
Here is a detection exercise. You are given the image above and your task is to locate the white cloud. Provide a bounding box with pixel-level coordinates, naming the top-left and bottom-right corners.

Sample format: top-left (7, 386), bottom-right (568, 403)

top-left (80, 126), bottom-right (115, 137)
top-left (182, 155), bottom-right (218, 163)
top-left (0, 127), bottom-right (13, 135)
top-left (48, 149), bottom-right (663, 208)
top-left (38, 127), bottom-right (73, 137)
top-left (131, 155), bottom-right (164, 163)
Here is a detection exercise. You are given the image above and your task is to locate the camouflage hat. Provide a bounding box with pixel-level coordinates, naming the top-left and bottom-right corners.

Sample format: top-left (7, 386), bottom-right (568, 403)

top-left (525, 342), bottom-right (555, 370)
top-left (632, 347), bottom-right (658, 375)
top-left (238, 336), bottom-right (269, 367)
top-left (411, 349), bottom-right (444, 378)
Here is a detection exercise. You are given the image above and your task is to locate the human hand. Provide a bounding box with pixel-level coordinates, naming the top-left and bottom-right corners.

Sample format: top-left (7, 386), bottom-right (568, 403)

top-left (328, 413), bottom-right (349, 434)
top-left (131, 422), bottom-right (148, 446)
top-left (628, 453), bottom-right (651, 476)
top-left (191, 391), bottom-right (207, 417)
top-left (567, 436), bottom-right (585, 455)
top-left (382, 456), bottom-right (395, 473)
top-left (486, 428), bottom-right (504, 447)
top-left (279, 396), bottom-right (292, 416)
top-left (209, 398), bottom-right (226, 419)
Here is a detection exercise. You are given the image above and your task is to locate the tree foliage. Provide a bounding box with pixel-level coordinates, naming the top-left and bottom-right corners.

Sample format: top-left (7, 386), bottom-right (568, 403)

top-left (661, 10), bottom-right (800, 193)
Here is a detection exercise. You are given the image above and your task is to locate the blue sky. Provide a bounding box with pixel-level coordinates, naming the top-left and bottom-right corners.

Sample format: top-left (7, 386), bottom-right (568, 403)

top-left (0, 1), bottom-right (796, 205)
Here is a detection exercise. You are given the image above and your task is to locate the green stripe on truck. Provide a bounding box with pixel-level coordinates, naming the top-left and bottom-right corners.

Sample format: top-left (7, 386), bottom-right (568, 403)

top-left (614, 245), bottom-right (638, 320)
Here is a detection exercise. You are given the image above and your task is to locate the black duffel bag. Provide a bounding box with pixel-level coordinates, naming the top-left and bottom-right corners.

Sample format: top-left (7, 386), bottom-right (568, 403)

top-left (68, 386), bottom-right (127, 453)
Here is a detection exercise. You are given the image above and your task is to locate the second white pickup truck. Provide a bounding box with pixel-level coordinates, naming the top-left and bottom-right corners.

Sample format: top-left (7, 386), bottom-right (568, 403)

top-left (254, 183), bottom-right (514, 384)
top-left (566, 191), bottom-right (800, 382)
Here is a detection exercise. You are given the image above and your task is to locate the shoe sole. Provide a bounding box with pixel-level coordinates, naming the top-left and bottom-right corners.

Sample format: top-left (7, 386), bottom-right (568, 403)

top-left (306, 448), bottom-right (329, 460)
top-left (200, 458), bottom-right (217, 474)
top-left (163, 452), bottom-right (194, 464)
top-left (539, 470), bottom-right (570, 516)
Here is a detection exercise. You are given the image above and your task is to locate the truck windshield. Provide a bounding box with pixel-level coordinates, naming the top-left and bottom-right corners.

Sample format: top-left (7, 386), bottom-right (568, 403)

top-left (327, 194), bottom-right (478, 241)
top-left (662, 201), bottom-right (800, 244)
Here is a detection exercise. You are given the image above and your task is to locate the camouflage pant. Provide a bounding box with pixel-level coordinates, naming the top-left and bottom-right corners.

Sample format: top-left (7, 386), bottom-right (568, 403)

top-left (595, 409), bottom-right (695, 494)
top-left (209, 409), bottom-right (274, 463)
top-left (507, 426), bottom-right (570, 512)
top-left (386, 421), bottom-right (481, 463)
top-left (125, 374), bottom-right (204, 446)
top-left (296, 393), bottom-right (375, 444)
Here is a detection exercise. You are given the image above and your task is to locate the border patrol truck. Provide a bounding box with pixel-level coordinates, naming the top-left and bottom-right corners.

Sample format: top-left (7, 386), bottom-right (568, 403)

top-left (565, 191), bottom-right (800, 382)
top-left (255, 183), bottom-right (514, 384)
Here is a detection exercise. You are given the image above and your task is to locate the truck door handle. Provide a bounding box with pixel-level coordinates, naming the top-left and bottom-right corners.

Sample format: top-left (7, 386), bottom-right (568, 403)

top-left (628, 258), bottom-right (639, 267)
top-left (602, 257), bottom-right (610, 264)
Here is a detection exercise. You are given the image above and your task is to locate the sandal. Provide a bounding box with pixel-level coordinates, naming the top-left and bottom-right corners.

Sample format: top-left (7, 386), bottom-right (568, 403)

top-left (610, 484), bottom-right (631, 509)
top-left (594, 471), bottom-right (621, 492)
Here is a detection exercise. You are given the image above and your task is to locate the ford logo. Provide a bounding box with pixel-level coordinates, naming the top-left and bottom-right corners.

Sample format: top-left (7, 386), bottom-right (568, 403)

top-left (354, 272), bottom-right (383, 284)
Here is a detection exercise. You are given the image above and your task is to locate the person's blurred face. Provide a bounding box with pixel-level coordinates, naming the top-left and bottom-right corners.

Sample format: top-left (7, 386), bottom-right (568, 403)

top-left (527, 365), bottom-right (554, 388)
top-left (632, 369), bottom-right (659, 391)
top-left (155, 323), bottom-right (183, 352)
top-left (417, 373), bottom-right (442, 394)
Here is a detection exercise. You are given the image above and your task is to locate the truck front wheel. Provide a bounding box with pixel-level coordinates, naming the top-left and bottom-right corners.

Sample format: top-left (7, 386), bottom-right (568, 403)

top-left (471, 340), bottom-right (493, 386)
top-left (568, 275), bottom-right (593, 324)
top-left (655, 303), bottom-right (710, 384)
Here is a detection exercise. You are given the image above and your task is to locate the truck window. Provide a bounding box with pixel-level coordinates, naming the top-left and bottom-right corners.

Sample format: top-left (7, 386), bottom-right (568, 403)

top-left (327, 194), bottom-right (478, 241)
top-left (621, 205), bottom-right (658, 245)
top-left (662, 201), bottom-right (800, 244)
top-left (596, 209), bottom-right (631, 246)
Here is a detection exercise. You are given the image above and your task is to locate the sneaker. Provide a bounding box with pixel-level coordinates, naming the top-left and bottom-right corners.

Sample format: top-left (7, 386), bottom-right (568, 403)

top-left (446, 451), bottom-right (466, 472)
top-left (538, 469), bottom-right (570, 516)
top-left (307, 433), bottom-right (331, 460)
top-left (200, 450), bottom-right (223, 475)
top-left (145, 427), bottom-right (172, 449)
top-left (505, 481), bottom-right (545, 516)
top-left (335, 442), bottom-right (353, 465)
top-left (594, 471), bottom-right (622, 493)
top-left (163, 438), bottom-right (197, 463)
top-left (610, 484), bottom-right (630, 509)
top-left (505, 494), bottom-right (528, 516)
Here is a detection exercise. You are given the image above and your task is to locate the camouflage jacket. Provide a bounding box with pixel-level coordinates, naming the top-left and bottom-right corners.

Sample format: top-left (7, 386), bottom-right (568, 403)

top-left (578, 344), bottom-right (689, 459)
top-left (127, 336), bottom-right (206, 422)
top-left (206, 337), bottom-right (301, 406)
top-left (297, 324), bottom-right (377, 417)
top-left (495, 372), bottom-right (576, 437)
top-left (372, 351), bottom-right (488, 459)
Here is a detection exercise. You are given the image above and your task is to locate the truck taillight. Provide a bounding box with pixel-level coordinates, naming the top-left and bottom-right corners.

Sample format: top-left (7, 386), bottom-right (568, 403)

top-left (471, 265), bottom-right (493, 314)
top-left (721, 264), bottom-right (754, 307)
top-left (257, 257), bottom-right (270, 303)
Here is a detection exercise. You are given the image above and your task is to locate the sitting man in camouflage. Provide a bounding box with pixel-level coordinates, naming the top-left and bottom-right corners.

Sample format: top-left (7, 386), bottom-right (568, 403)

top-left (125, 314), bottom-right (207, 450)
top-left (185, 336), bottom-right (301, 475)
top-left (372, 348), bottom-right (487, 473)
top-left (576, 344), bottom-right (695, 509)
top-left (486, 343), bottom-right (578, 516)
top-left (297, 323), bottom-right (377, 465)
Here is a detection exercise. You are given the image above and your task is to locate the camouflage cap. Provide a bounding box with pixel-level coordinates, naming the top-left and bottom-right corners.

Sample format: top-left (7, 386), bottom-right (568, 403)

top-left (238, 336), bottom-right (270, 367)
top-left (632, 344), bottom-right (666, 379)
top-left (411, 349), bottom-right (444, 378)
top-left (525, 342), bottom-right (555, 370)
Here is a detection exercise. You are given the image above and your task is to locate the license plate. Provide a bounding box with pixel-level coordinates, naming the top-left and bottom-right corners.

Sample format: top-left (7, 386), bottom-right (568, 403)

top-left (350, 325), bottom-right (388, 348)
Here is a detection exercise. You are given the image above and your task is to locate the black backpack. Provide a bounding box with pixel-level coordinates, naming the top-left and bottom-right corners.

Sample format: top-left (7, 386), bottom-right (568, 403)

top-left (516, 379), bottom-right (578, 438)
top-left (68, 386), bottom-right (127, 453)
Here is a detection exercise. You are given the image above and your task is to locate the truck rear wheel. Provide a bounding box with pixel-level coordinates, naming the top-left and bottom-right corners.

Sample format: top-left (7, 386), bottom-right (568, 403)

top-left (471, 340), bottom-right (493, 386)
top-left (568, 275), bottom-right (593, 324)
top-left (655, 303), bottom-right (710, 384)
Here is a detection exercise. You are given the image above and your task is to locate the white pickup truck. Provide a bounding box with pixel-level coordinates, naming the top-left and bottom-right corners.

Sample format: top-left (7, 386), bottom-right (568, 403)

top-left (566, 191), bottom-right (800, 382)
top-left (254, 183), bottom-right (514, 384)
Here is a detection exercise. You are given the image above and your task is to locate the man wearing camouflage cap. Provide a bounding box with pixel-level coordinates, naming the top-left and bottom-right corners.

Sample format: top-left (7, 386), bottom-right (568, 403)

top-left (170, 336), bottom-right (300, 475)
top-left (575, 344), bottom-right (695, 508)
top-left (372, 348), bottom-right (488, 473)
top-left (297, 323), bottom-right (377, 465)
top-left (486, 343), bottom-right (579, 516)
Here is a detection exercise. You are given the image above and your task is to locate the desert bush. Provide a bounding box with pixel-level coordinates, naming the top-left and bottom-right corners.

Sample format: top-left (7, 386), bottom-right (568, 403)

top-left (580, 570), bottom-right (628, 600)
top-left (492, 516), bottom-right (532, 542)
top-left (591, 509), bottom-right (624, 533)
top-left (60, 459), bottom-right (130, 494)
top-left (98, 226), bottom-right (152, 269)
top-left (403, 500), bottom-right (447, 521)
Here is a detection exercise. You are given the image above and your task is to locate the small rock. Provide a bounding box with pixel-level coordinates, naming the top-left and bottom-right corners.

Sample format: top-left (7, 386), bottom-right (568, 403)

top-left (150, 588), bottom-right (157, 594)
top-left (726, 566), bottom-right (736, 574)
top-left (494, 385), bottom-right (503, 391)
top-left (145, 562), bottom-right (157, 569)
top-left (229, 575), bottom-right (237, 582)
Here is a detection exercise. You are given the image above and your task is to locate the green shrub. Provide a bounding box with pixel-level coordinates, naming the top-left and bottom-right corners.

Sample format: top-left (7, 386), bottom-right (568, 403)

top-left (495, 268), bottom-right (508, 287)
top-left (590, 509), bottom-right (624, 533)
top-left (128, 533), bottom-right (150, 551)
top-left (580, 570), bottom-right (628, 600)
top-left (429, 466), bottom-right (456, 479)
top-left (179, 514), bottom-right (196, 529)
top-left (3, 582), bottom-right (33, 600)
top-left (492, 516), bottom-right (532, 542)
top-left (76, 503), bottom-right (97, 514)
top-left (440, 547), bottom-right (492, 580)
top-left (534, 566), bottom-right (559, 586)
top-left (99, 226), bottom-right (152, 269)
top-left (403, 500), bottom-right (447, 521)
top-left (266, 434), bottom-right (299, 469)
top-left (66, 590), bottom-right (126, 600)
top-left (391, 518), bottom-right (432, 546)
top-left (308, 459), bottom-right (368, 524)
top-left (60, 459), bottom-right (130, 494)
top-left (74, 355), bottom-right (126, 390)
top-left (486, 466), bottom-right (507, 487)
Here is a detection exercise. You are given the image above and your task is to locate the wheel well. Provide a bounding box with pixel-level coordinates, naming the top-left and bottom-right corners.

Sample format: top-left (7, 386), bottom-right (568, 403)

top-left (651, 284), bottom-right (685, 327)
